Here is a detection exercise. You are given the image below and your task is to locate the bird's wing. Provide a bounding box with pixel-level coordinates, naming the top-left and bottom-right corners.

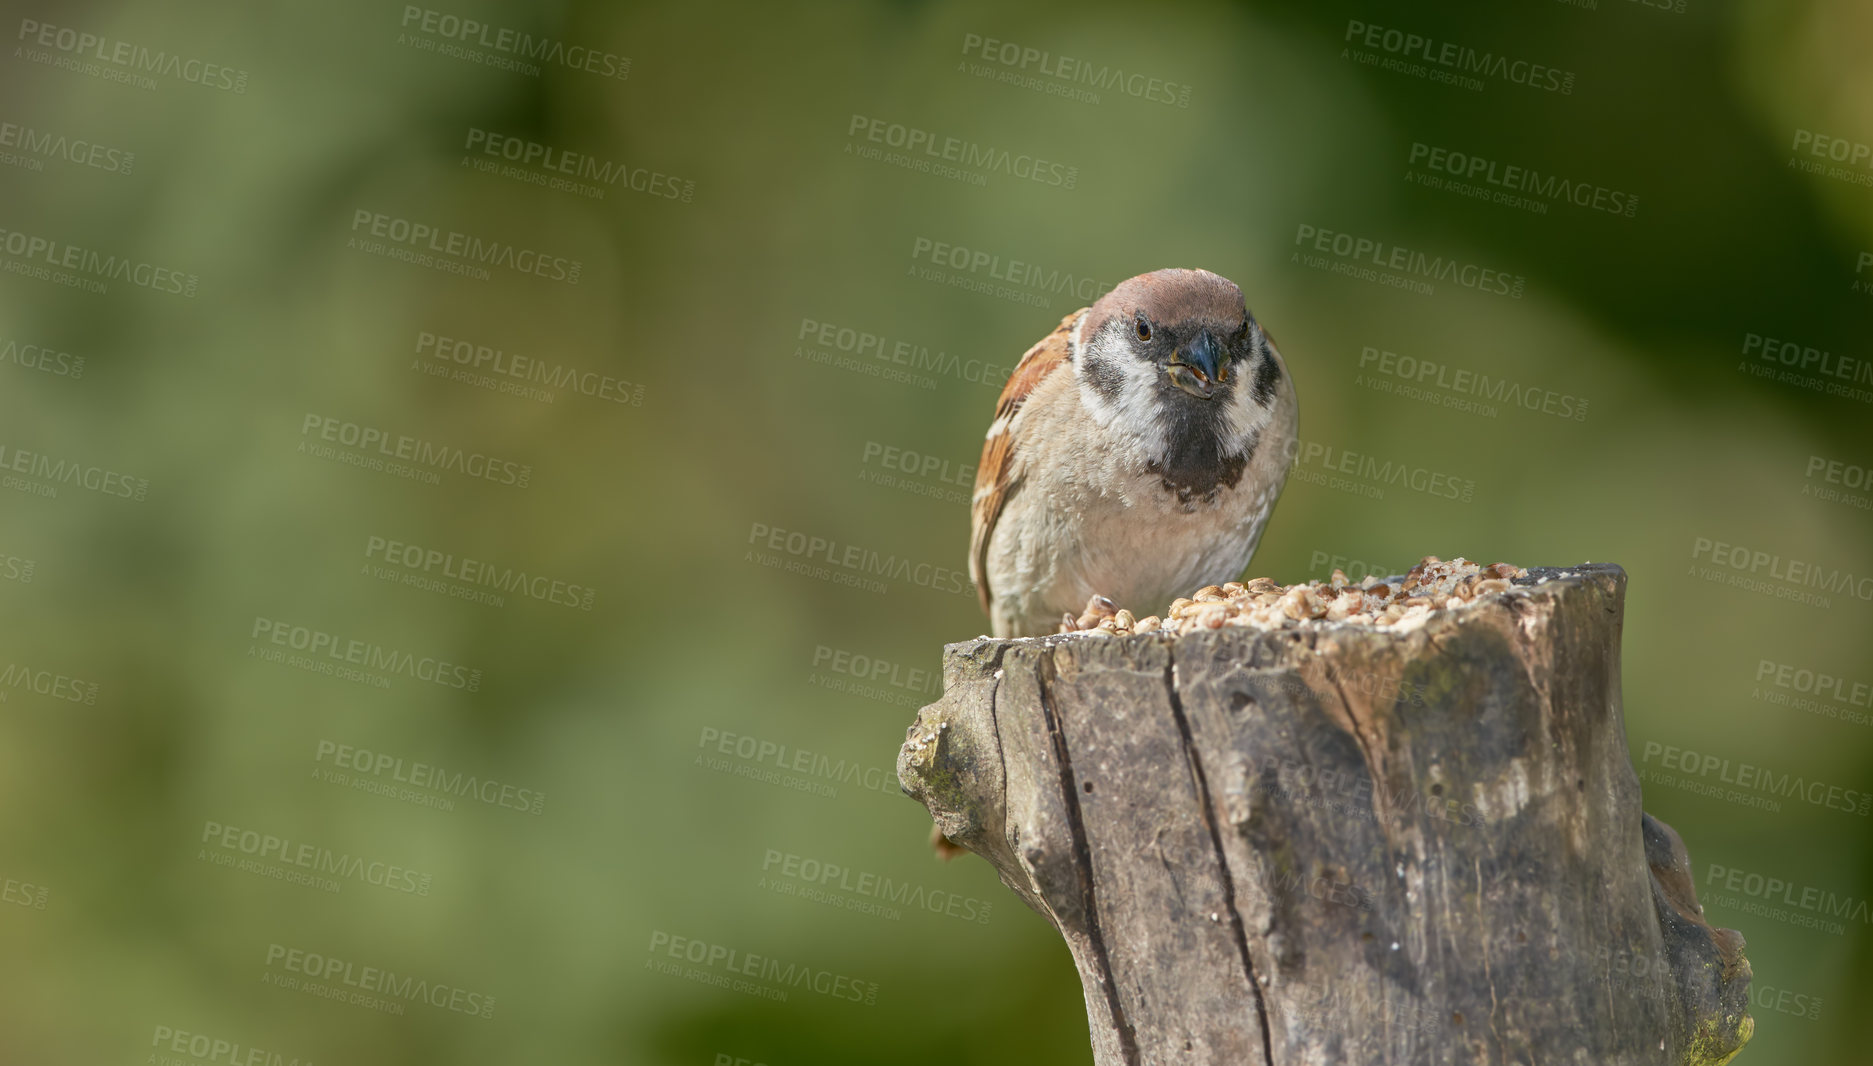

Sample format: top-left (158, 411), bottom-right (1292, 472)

top-left (970, 310), bottom-right (1083, 616)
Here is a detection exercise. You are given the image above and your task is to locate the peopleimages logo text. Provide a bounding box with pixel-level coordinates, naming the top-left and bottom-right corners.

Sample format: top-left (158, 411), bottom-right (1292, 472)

top-left (1344, 19), bottom-right (1575, 94)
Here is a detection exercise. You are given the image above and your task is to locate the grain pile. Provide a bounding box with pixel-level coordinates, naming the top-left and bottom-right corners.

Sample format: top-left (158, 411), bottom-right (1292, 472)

top-left (1070, 556), bottom-right (1532, 637)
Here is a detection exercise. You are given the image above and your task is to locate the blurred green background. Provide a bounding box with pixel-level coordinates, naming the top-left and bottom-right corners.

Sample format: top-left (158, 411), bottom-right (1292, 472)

top-left (0, 0), bottom-right (1869, 1062)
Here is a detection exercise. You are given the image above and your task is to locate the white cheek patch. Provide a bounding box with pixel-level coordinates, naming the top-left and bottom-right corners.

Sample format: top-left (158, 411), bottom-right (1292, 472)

top-left (1221, 372), bottom-right (1273, 453)
top-left (1073, 321), bottom-right (1166, 453)
top-left (1221, 327), bottom-right (1278, 455)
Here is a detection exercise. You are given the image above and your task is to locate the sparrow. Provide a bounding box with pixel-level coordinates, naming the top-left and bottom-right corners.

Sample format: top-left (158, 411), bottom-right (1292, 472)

top-left (969, 268), bottom-right (1297, 638)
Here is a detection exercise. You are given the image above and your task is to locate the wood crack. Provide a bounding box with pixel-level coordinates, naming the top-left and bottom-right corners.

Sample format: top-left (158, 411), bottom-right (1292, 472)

top-left (1035, 649), bottom-right (1141, 1066)
top-left (1329, 673), bottom-right (1391, 828)
top-left (1163, 647), bottom-right (1276, 1066)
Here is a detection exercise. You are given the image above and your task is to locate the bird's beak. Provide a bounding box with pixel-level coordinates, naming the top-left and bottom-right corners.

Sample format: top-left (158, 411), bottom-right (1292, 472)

top-left (1167, 329), bottom-right (1226, 399)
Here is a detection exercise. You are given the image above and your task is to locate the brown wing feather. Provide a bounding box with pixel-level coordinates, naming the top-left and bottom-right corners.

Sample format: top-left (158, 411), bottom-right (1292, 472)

top-left (970, 310), bottom-right (1083, 616)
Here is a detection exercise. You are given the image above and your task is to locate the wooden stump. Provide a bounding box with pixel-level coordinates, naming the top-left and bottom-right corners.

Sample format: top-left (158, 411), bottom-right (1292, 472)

top-left (897, 564), bottom-right (1752, 1066)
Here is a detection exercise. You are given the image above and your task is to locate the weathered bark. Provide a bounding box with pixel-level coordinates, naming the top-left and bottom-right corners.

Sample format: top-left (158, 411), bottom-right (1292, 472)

top-left (898, 564), bottom-right (1752, 1066)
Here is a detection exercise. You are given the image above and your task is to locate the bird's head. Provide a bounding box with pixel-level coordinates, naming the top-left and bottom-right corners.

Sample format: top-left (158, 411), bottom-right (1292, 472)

top-left (1070, 268), bottom-right (1286, 454)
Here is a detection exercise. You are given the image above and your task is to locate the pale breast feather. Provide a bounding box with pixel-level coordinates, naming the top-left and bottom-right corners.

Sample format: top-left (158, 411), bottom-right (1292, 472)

top-left (969, 309), bottom-right (1083, 615)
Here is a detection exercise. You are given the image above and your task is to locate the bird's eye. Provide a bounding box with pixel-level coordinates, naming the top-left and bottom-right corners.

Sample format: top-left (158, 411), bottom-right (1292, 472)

top-left (1134, 314), bottom-right (1151, 342)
